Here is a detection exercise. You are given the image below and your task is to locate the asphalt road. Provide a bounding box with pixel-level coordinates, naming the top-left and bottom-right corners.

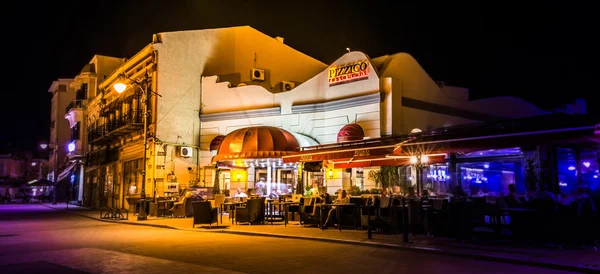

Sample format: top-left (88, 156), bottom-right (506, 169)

top-left (0, 204), bottom-right (578, 274)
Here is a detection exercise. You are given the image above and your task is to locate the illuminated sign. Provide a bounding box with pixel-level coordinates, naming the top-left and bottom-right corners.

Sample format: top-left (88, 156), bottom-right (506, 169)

top-left (354, 149), bottom-right (370, 157)
top-left (328, 60), bottom-right (370, 86)
top-left (300, 155), bottom-right (313, 162)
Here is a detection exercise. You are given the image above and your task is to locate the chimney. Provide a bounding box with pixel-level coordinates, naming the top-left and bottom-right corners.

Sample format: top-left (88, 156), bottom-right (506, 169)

top-left (275, 36), bottom-right (284, 43)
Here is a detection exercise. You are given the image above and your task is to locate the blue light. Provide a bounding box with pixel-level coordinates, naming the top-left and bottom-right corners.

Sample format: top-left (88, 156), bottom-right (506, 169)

top-left (67, 142), bottom-right (75, 152)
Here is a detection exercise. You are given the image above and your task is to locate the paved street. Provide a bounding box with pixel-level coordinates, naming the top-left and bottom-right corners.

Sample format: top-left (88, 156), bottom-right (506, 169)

top-left (0, 204), bottom-right (581, 273)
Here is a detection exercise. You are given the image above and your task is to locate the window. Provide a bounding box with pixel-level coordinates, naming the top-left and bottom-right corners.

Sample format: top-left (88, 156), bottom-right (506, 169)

top-left (76, 84), bottom-right (88, 100)
top-left (124, 159), bottom-right (143, 195)
top-left (104, 165), bottom-right (117, 205)
top-left (558, 148), bottom-right (600, 194)
top-left (557, 148), bottom-right (579, 195)
top-left (458, 162), bottom-right (523, 196)
top-left (71, 122), bottom-right (80, 141)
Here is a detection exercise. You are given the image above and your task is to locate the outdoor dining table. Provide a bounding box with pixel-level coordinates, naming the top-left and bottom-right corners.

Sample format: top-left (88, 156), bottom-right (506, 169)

top-left (220, 201), bottom-right (245, 224)
top-left (272, 201), bottom-right (301, 227)
top-left (157, 199), bottom-right (177, 218)
top-left (265, 199), bottom-right (285, 226)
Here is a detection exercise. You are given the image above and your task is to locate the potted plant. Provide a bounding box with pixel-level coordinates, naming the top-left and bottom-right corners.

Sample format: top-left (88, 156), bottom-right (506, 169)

top-left (368, 166), bottom-right (402, 189)
top-left (212, 167), bottom-right (221, 195)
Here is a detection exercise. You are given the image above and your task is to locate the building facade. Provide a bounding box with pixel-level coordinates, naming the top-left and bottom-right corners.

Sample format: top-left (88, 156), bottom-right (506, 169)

top-left (0, 153), bottom-right (25, 178)
top-left (60, 55), bottom-right (125, 206)
top-left (47, 79), bottom-right (76, 201)
top-left (58, 25), bottom-right (596, 209)
top-left (201, 50), bottom-right (577, 195)
top-left (86, 26), bottom-right (326, 210)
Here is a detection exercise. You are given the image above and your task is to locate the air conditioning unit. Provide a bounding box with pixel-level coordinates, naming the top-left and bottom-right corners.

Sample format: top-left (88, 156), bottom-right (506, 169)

top-left (179, 146), bottom-right (193, 158)
top-left (281, 81), bottom-right (295, 91)
top-left (251, 68), bottom-right (265, 81)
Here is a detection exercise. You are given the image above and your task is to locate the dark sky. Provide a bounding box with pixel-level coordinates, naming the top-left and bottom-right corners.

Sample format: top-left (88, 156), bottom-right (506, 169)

top-left (3, 1), bottom-right (598, 150)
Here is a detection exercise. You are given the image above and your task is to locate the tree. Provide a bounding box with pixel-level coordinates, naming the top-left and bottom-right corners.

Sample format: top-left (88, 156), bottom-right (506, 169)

top-left (524, 158), bottom-right (539, 192)
top-left (368, 166), bottom-right (396, 189)
top-left (368, 166), bottom-right (411, 193)
top-left (212, 167), bottom-right (221, 195)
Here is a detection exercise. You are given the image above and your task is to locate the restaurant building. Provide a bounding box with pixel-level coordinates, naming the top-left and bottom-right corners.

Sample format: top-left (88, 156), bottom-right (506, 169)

top-left (201, 50), bottom-right (594, 196)
top-left (86, 26), bottom-right (325, 209)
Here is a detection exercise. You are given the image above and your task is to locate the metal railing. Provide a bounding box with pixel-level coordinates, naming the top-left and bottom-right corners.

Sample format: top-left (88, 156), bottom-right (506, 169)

top-left (88, 110), bottom-right (147, 143)
top-left (65, 100), bottom-right (85, 114)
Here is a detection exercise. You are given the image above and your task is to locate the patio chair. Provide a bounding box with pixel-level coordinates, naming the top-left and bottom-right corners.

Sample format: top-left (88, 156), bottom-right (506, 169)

top-left (170, 196), bottom-right (189, 218)
top-left (192, 201), bottom-right (218, 228)
top-left (213, 194), bottom-right (226, 214)
top-left (236, 198), bottom-right (265, 224)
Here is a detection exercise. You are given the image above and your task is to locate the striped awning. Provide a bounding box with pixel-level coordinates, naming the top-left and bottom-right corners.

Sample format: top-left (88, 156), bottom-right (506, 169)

top-left (56, 162), bottom-right (77, 182)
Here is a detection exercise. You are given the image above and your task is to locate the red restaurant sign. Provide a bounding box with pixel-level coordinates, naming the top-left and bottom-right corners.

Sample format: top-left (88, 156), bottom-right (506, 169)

top-left (284, 147), bottom-right (394, 163)
top-left (328, 60), bottom-right (370, 86)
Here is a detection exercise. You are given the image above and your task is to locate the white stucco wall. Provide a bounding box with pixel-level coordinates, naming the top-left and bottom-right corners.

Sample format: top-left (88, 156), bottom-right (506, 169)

top-left (199, 51), bottom-right (383, 168)
top-left (377, 53), bottom-right (549, 126)
top-left (198, 98), bottom-right (381, 167)
top-left (154, 26), bottom-right (327, 143)
top-left (152, 26), bottom-right (327, 188)
top-left (48, 79), bottom-right (75, 180)
top-left (201, 51), bottom-right (380, 115)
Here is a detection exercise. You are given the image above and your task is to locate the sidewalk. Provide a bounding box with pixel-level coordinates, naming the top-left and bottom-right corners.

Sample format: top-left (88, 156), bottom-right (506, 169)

top-left (45, 203), bottom-right (599, 273)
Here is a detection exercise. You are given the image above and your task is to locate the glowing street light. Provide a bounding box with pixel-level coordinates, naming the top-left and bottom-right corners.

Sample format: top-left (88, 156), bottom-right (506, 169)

top-left (409, 156), bottom-right (418, 164)
top-left (112, 71), bottom-right (161, 221)
top-left (113, 82), bottom-right (128, 93)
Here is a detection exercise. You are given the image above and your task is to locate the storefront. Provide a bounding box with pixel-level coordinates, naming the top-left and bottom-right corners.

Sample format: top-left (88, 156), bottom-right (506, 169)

top-left (199, 49), bottom-right (588, 195)
top-left (210, 126), bottom-right (316, 195)
top-left (279, 113), bottom-right (599, 197)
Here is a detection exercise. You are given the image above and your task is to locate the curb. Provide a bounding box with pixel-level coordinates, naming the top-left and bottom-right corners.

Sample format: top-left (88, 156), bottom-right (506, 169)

top-left (44, 204), bottom-right (594, 273)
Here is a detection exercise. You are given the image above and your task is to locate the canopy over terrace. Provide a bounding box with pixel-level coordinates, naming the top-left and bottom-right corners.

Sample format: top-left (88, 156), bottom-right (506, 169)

top-left (281, 135), bottom-right (430, 168)
top-left (211, 126), bottom-right (318, 194)
top-left (396, 113), bottom-right (600, 157)
top-left (212, 126), bottom-right (317, 166)
top-left (282, 114), bottom-right (600, 169)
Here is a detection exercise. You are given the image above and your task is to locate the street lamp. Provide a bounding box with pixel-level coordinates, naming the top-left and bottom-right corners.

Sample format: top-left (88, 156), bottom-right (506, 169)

top-left (40, 142), bottom-right (59, 205)
top-left (410, 154), bottom-right (429, 196)
top-left (113, 71), bottom-right (160, 221)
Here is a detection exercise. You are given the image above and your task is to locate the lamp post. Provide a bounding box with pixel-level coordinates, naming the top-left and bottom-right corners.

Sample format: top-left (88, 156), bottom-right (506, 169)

top-left (409, 154), bottom-right (429, 195)
top-left (114, 71), bottom-right (160, 221)
top-left (40, 142), bottom-right (59, 205)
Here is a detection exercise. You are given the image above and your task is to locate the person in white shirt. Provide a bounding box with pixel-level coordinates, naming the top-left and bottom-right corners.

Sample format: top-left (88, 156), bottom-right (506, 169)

top-left (234, 188), bottom-right (248, 198)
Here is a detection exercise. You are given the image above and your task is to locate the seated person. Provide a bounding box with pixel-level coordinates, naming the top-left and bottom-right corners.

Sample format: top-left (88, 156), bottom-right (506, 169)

top-left (381, 187), bottom-right (391, 197)
top-left (392, 185), bottom-right (402, 195)
top-left (234, 188), bottom-right (248, 198)
top-left (405, 186), bottom-right (417, 200)
top-left (268, 189), bottom-right (279, 200)
top-left (298, 194), bottom-right (328, 221)
top-left (322, 190), bottom-right (350, 228)
top-left (504, 184), bottom-right (523, 208)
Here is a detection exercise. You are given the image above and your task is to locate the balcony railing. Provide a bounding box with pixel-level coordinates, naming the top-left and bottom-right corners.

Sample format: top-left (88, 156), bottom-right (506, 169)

top-left (65, 100), bottom-right (85, 114)
top-left (88, 110), bottom-right (147, 145)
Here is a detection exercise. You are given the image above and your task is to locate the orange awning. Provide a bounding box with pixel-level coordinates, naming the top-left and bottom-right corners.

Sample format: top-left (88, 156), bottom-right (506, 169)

top-left (282, 146), bottom-right (399, 163)
top-left (212, 126), bottom-right (300, 162)
top-left (330, 154), bottom-right (446, 168)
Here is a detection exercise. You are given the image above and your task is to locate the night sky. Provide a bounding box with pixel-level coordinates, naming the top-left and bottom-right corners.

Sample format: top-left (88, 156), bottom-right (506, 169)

top-left (2, 1), bottom-right (598, 150)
